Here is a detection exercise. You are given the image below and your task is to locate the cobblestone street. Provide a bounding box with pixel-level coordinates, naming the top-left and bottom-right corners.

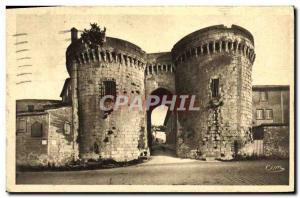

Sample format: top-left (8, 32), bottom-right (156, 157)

top-left (16, 147), bottom-right (289, 185)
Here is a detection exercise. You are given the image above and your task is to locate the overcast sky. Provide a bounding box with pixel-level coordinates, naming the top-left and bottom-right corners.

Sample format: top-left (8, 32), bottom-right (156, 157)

top-left (7, 7), bottom-right (294, 125)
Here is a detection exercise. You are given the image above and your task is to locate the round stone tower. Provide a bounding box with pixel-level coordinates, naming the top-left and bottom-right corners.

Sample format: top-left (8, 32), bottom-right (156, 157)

top-left (66, 27), bottom-right (148, 162)
top-left (171, 25), bottom-right (256, 160)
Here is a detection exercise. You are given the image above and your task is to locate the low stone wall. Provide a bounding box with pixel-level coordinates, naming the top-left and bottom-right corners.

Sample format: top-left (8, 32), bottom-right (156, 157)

top-left (245, 124), bottom-right (289, 159)
top-left (263, 125), bottom-right (289, 158)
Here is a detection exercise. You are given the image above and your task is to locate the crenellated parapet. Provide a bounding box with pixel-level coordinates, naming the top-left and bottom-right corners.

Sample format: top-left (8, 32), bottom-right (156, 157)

top-left (145, 52), bottom-right (176, 97)
top-left (145, 52), bottom-right (175, 75)
top-left (66, 36), bottom-right (146, 73)
top-left (72, 48), bottom-right (146, 69)
top-left (145, 63), bottom-right (175, 75)
top-left (172, 25), bottom-right (256, 66)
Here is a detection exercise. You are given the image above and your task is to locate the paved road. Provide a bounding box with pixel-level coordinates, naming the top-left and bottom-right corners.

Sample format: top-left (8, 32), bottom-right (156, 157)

top-left (16, 146), bottom-right (289, 185)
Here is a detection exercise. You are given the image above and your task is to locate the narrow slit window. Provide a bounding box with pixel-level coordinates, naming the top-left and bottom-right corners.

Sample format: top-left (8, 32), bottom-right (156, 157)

top-left (211, 78), bottom-right (220, 98)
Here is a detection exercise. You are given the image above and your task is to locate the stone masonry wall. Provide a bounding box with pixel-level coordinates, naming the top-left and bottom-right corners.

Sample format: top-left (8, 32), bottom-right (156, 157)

top-left (145, 52), bottom-right (176, 96)
top-left (47, 107), bottom-right (75, 166)
top-left (263, 125), bottom-right (289, 158)
top-left (67, 37), bottom-right (148, 162)
top-left (16, 113), bottom-right (49, 166)
top-left (172, 25), bottom-right (255, 160)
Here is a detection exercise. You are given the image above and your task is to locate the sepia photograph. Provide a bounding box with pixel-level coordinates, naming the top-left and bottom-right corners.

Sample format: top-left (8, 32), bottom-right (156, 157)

top-left (5, 6), bottom-right (294, 193)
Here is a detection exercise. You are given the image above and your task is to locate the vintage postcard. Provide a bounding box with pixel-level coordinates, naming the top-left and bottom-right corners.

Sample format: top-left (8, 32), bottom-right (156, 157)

top-left (6, 6), bottom-right (294, 192)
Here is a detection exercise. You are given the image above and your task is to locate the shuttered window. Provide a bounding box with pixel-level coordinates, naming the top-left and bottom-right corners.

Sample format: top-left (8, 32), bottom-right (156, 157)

top-left (265, 109), bottom-right (273, 120)
top-left (256, 109), bottom-right (264, 120)
top-left (16, 119), bottom-right (26, 133)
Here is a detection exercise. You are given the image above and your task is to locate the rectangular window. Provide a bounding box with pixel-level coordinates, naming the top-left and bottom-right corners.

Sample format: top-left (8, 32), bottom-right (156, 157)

top-left (265, 109), bottom-right (273, 120)
top-left (100, 80), bottom-right (116, 99)
top-left (28, 105), bottom-right (34, 112)
top-left (16, 119), bottom-right (26, 133)
top-left (211, 78), bottom-right (219, 98)
top-left (256, 109), bottom-right (264, 120)
top-left (64, 122), bottom-right (71, 135)
top-left (260, 91), bottom-right (268, 101)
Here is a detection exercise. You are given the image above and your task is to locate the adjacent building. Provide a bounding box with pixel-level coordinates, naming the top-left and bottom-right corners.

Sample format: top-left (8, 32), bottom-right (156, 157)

top-left (251, 85), bottom-right (290, 158)
top-left (252, 85), bottom-right (289, 126)
top-left (16, 100), bottom-right (77, 167)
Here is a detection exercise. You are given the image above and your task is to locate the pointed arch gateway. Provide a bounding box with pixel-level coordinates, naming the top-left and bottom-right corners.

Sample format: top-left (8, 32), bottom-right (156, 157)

top-left (146, 88), bottom-right (177, 156)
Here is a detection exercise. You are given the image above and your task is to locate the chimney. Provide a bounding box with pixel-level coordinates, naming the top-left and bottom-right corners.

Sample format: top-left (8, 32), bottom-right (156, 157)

top-left (71, 27), bottom-right (78, 43)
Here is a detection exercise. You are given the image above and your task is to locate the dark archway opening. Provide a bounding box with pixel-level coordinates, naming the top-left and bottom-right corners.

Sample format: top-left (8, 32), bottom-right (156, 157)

top-left (147, 88), bottom-right (177, 156)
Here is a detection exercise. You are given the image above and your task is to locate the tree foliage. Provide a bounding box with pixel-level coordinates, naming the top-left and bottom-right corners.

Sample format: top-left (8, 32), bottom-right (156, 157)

top-left (81, 23), bottom-right (106, 49)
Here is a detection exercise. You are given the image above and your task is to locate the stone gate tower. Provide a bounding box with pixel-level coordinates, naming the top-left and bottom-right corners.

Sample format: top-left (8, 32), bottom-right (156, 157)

top-left (172, 25), bottom-right (255, 159)
top-left (66, 28), bottom-right (148, 162)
